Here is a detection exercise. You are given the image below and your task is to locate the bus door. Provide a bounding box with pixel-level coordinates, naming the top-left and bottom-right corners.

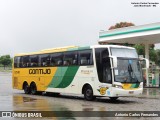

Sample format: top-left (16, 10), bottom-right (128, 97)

top-left (95, 48), bottom-right (112, 85)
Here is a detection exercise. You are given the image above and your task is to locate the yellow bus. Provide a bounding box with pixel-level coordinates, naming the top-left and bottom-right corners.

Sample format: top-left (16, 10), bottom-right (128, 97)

top-left (12, 45), bottom-right (146, 101)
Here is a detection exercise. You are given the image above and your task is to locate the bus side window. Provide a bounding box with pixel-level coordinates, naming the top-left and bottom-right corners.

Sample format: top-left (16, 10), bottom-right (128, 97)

top-left (50, 58), bottom-right (56, 66)
top-left (19, 57), bottom-right (23, 68)
top-left (63, 51), bottom-right (78, 66)
top-left (50, 53), bottom-right (63, 66)
top-left (14, 57), bottom-right (21, 68)
top-left (30, 55), bottom-right (39, 67)
top-left (22, 56), bottom-right (30, 67)
top-left (39, 54), bottom-right (50, 67)
top-left (80, 57), bottom-right (87, 65)
top-left (14, 57), bottom-right (17, 68)
top-left (79, 50), bottom-right (93, 65)
top-left (57, 60), bottom-right (62, 66)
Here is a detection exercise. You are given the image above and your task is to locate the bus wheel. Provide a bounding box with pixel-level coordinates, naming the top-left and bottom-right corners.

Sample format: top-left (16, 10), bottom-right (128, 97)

top-left (46, 92), bottom-right (60, 97)
top-left (109, 97), bottom-right (118, 101)
top-left (30, 82), bottom-right (37, 95)
top-left (52, 93), bottom-right (60, 97)
top-left (84, 86), bottom-right (95, 101)
top-left (23, 83), bottom-right (30, 94)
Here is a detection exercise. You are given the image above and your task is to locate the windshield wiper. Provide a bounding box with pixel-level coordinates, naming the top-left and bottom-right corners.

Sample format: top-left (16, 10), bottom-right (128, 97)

top-left (128, 64), bottom-right (139, 83)
top-left (128, 64), bottom-right (133, 82)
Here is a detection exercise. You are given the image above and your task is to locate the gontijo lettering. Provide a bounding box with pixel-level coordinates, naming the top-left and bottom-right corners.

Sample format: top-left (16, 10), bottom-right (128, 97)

top-left (29, 69), bottom-right (51, 74)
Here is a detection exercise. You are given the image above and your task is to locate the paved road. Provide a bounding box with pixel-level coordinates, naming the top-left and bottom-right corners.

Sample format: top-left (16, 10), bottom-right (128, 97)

top-left (0, 72), bottom-right (160, 120)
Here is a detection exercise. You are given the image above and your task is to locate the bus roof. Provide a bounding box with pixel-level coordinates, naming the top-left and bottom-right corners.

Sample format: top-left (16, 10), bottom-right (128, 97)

top-left (14, 45), bottom-right (135, 56)
top-left (91, 44), bottom-right (135, 49)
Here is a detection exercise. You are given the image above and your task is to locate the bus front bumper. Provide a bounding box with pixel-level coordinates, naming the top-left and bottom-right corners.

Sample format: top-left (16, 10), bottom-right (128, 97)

top-left (110, 88), bottom-right (143, 97)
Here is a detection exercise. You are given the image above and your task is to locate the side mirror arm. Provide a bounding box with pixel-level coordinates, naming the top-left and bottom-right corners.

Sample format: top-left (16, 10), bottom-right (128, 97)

top-left (109, 56), bottom-right (117, 68)
top-left (139, 58), bottom-right (149, 69)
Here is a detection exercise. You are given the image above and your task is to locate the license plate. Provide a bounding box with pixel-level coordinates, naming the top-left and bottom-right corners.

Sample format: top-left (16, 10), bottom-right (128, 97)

top-left (129, 91), bottom-right (134, 94)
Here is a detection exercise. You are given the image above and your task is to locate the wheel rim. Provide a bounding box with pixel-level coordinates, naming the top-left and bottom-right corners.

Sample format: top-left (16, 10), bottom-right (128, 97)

top-left (86, 89), bottom-right (92, 97)
top-left (85, 87), bottom-right (94, 100)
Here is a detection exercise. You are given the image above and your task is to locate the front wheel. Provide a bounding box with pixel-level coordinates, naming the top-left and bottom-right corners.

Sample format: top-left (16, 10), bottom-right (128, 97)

top-left (109, 97), bottom-right (119, 101)
top-left (84, 86), bottom-right (95, 101)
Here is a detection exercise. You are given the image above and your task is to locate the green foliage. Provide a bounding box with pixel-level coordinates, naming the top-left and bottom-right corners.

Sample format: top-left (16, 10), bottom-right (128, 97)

top-left (133, 44), bottom-right (158, 63)
top-left (155, 49), bottom-right (160, 66)
top-left (0, 55), bottom-right (12, 69)
top-left (109, 22), bottom-right (135, 30)
top-left (149, 49), bottom-right (157, 63)
top-left (133, 44), bottom-right (145, 56)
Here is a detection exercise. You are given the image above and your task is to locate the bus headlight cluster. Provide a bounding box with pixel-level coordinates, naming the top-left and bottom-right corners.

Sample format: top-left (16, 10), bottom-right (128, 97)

top-left (113, 84), bottom-right (123, 89)
top-left (139, 83), bottom-right (143, 88)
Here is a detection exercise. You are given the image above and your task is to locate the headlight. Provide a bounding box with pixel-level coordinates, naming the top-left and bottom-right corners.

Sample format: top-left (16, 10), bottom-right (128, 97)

top-left (139, 83), bottom-right (143, 88)
top-left (113, 84), bottom-right (123, 89)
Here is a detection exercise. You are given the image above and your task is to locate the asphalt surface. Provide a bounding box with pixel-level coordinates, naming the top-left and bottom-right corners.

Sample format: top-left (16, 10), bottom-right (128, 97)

top-left (0, 72), bottom-right (160, 120)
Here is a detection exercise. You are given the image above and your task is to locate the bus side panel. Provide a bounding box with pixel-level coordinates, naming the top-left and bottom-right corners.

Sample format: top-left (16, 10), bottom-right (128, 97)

top-left (76, 66), bottom-right (96, 94)
top-left (12, 68), bottom-right (27, 90)
top-left (45, 66), bottom-right (101, 95)
top-left (12, 67), bottom-right (58, 91)
top-left (46, 66), bottom-right (79, 93)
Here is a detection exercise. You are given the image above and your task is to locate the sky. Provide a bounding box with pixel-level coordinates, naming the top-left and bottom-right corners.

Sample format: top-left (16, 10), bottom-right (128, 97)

top-left (0, 0), bottom-right (160, 56)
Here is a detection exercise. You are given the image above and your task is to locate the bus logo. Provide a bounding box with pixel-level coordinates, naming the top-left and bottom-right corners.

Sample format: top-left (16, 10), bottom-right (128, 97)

top-left (29, 69), bottom-right (51, 74)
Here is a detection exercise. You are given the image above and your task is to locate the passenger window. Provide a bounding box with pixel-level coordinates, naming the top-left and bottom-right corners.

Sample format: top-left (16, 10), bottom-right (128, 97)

top-left (39, 54), bottom-right (50, 67)
top-left (63, 52), bottom-right (78, 66)
top-left (30, 55), bottom-right (38, 67)
top-left (21, 56), bottom-right (30, 67)
top-left (50, 53), bottom-right (63, 66)
top-left (79, 50), bottom-right (93, 65)
top-left (14, 57), bottom-right (21, 68)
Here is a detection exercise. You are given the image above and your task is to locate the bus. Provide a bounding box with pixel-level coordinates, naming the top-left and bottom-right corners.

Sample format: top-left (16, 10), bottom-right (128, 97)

top-left (12, 45), bottom-right (147, 101)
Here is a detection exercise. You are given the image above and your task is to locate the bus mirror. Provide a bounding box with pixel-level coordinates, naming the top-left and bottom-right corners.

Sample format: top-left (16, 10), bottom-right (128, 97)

top-left (110, 56), bottom-right (117, 68)
top-left (139, 58), bottom-right (149, 69)
top-left (145, 59), bottom-right (149, 69)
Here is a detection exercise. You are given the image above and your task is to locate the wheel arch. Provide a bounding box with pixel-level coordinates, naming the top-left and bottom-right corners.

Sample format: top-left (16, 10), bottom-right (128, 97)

top-left (82, 83), bottom-right (93, 94)
top-left (23, 81), bottom-right (28, 89)
top-left (30, 81), bottom-right (36, 86)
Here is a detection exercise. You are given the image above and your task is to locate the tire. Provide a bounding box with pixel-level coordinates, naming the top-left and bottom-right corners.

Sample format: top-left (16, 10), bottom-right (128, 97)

top-left (23, 83), bottom-right (30, 94)
top-left (84, 85), bottom-right (95, 101)
top-left (30, 82), bottom-right (37, 95)
top-left (109, 97), bottom-right (119, 101)
top-left (52, 93), bottom-right (60, 97)
top-left (46, 92), bottom-right (60, 97)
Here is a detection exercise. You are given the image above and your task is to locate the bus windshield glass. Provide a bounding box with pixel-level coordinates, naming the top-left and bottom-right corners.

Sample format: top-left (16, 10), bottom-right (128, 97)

top-left (111, 48), bottom-right (142, 83)
top-left (111, 48), bottom-right (138, 58)
top-left (114, 58), bottom-right (143, 83)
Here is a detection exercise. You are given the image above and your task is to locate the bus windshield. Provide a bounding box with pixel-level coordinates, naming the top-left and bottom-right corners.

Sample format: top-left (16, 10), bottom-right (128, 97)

top-left (111, 47), bottom-right (142, 83)
top-left (111, 47), bottom-right (138, 58)
top-left (114, 58), bottom-right (143, 83)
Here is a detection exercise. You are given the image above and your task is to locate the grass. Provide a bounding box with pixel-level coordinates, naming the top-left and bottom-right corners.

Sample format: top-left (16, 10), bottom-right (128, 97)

top-left (0, 66), bottom-right (12, 72)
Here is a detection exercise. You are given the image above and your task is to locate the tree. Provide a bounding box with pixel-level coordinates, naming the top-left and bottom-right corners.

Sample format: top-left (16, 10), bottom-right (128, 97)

top-left (155, 49), bottom-right (160, 65)
top-left (0, 55), bottom-right (12, 70)
top-left (109, 22), bottom-right (135, 30)
top-left (108, 22), bottom-right (135, 46)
